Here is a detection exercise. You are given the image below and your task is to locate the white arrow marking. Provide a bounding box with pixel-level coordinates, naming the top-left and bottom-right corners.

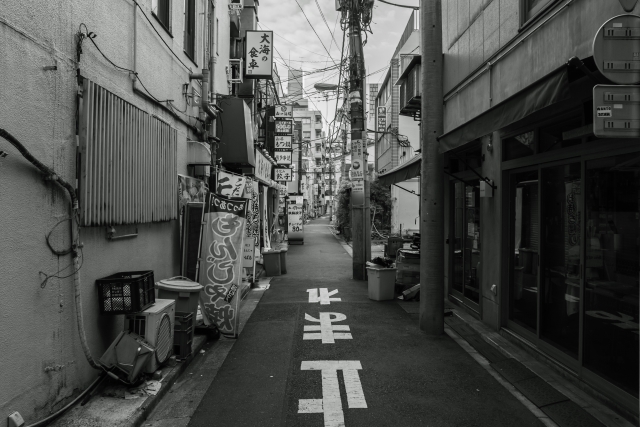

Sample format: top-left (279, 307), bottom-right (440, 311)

top-left (298, 361), bottom-right (367, 427)
top-left (307, 288), bottom-right (341, 305)
top-left (303, 313), bottom-right (352, 344)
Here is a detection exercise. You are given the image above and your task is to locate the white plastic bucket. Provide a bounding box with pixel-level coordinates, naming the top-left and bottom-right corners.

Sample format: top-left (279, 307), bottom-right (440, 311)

top-left (366, 267), bottom-right (397, 301)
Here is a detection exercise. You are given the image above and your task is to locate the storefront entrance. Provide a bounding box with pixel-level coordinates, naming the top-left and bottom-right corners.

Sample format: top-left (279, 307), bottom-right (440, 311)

top-left (506, 150), bottom-right (639, 407)
top-left (451, 179), bottom-right (481, 312)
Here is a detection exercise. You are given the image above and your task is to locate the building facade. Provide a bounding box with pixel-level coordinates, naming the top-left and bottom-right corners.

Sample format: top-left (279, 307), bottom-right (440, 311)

top-left (380, 0), bottom-right (640, 421)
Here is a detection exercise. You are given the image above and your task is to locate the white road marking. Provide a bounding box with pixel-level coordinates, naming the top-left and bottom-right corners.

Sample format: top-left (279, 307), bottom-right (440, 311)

top-left (298, 361), bottom-right (367, 427)
top-left (303, 313), bottom-right (352, 344)
top-left (307, 288), bottom-right (341, 305)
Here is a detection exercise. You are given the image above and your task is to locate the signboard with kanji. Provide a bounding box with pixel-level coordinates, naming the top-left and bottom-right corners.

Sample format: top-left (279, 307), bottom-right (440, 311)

top-left (593, 85), bottom-right (640, 138)
top-left (275, 135), bottom-right (293, 149)
top-left (275, 151), bottom-right (293, 165)
top-left (377, 107), bottom-right (387, 132)
top-left (350, 139), bottom-right (366, 180)
top-left (245, 30), bottom-right (273, 79)
top-left (254, 150), bottom-right (272, 183)
top-left (275, 167), bottom-right (293, 181)
top-left (275, 119), bottom-right (293, 135)
top-left (275, 105), bottom-right (293, 118)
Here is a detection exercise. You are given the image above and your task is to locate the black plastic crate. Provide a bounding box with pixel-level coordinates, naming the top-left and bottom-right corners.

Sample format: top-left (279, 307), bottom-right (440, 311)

top-left (173, 327), bottom-right (193, 360)
top-left (97, 271), bottom-right (155, 314)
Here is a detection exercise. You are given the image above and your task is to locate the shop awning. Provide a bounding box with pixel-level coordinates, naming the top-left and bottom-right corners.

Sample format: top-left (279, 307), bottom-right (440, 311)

top-left (438, 66), bottom-right (570, 153)
top-left (216, 98), bottom-right (255, 167)
top-left (377, 154), bottom-right (421, 186)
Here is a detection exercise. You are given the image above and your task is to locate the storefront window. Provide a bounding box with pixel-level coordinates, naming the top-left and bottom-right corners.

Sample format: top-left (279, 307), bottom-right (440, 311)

top-left (583, 154), bottom-right (639, 398)
top-left (510, 170), bottom-right (539, 332)
top-left (503, 131), bottom-right (535, 161)
top-left (540, 162), bottom-right (581, 359)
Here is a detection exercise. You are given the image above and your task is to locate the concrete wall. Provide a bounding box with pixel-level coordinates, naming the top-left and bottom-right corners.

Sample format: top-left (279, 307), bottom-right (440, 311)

top-left (442, 0), bottom-right (640, 134)
top-left (391, 179), bottom-right (420, 236)
top-left (0, 0), bottom-right (228, 422)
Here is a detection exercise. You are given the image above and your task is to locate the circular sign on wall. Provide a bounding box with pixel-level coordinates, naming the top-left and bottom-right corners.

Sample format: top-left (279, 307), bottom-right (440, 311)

top-left (592, 14), bottom-right (640, 85)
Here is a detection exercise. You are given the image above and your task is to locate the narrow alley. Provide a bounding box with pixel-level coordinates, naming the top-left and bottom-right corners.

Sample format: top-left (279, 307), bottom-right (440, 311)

top-left (142, 217), bottom-right (544, 427)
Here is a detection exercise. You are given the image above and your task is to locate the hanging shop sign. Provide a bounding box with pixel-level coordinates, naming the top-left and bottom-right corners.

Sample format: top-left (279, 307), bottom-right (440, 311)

top-left (275, 167), bottom-right (293, 181)
top-left (275, 135), bottom-right (293, 149)
top-left (245, 30), bottom-right (273, 79)
top-left (216, 170), bottom-right (246, 197)
top-left (274, 104), bottom-right (293, 118)
top-left (275, 119), bottom-right (293, 135)
top-left (592, 14), bottom-right (640, 85)
top-left (275, 151), bottom-right (293, 165)
top-left (255, 150), bottom-right (273, 183)
top-left (593, 85), bottom-right (640, 138)
top-left (377, 107), bottom-right (387, 132)
top-left (199, 193), bottom-right (247, 338)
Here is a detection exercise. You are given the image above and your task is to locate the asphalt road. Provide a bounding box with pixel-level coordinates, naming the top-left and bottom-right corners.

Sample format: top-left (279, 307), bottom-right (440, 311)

top-left (187, 217), bottom-right (543, 427)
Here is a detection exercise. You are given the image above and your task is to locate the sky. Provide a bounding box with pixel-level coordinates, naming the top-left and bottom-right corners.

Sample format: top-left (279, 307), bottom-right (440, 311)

top-left (258, 0), bottom-right (415, 131)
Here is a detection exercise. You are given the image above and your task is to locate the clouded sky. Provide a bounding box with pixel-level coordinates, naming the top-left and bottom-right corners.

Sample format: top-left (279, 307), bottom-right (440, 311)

top-left (258, 0), bottom-right (415, 128)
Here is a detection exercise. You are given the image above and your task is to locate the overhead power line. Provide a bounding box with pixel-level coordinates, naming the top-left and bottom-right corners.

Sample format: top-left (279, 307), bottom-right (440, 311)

top-left (292, 0), bottom-right (338, 66)
top-left (377, 0), bottom-right (419, 10)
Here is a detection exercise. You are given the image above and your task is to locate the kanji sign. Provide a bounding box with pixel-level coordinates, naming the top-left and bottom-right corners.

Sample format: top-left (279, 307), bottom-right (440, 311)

top-left (275, 119), bottom-right (293, 135)
top-left (245, 30), bottom-right (273, 79)
top-left (350, 139), bottom-right (366, 181)
top-left (377, 107), bottom-right (386, 132)
top-left (254, 150), bottom-right (272, 184)
top-left (275, 105), bottom-right (293, 118)
top-left (275, 135), bottom-right (293, 149)
top-left (275, 167), bottom-right (293, 181)
top-left (275, 151), bottom-right (293, 165)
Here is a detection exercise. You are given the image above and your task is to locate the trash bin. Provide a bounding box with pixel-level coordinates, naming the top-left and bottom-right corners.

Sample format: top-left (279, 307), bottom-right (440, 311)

top-left (278, 247), bottom-right (288, 274)
top-left (262, 249), bottom-right (282, 276)
top-left (155, 277), bottom-right (203, 315)
top-left (366, 267), bottom-right (397, 301)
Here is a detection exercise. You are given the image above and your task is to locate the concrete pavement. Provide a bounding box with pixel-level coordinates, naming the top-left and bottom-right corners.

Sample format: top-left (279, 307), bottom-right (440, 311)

top-left (184, 217), bottom-right (544, 426)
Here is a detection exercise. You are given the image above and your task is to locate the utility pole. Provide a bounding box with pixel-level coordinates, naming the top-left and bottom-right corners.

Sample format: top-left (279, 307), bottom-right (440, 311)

top-left (348, 0), bottom-right (370, 280)
top-left (420, 1), bottom-right (444, 334)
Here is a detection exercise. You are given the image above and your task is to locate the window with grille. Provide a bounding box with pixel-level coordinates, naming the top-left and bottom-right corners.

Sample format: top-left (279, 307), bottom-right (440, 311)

top-left (78, 79), bottom-right (178, 226)
top-left (152, 0), bottom-right (172, 34)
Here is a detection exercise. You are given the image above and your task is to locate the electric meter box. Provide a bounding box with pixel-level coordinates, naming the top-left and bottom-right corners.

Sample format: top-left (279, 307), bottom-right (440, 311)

top-left (592, 14), bottom-right (640, 85)
top-left (593, 85), bottom-right (640, 138)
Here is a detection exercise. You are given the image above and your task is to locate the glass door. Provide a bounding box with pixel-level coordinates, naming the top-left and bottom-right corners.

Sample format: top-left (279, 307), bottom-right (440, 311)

top-left (539, 162), bottom-right (582, 360)
top-left (451, 180), bottom-right (481, 310)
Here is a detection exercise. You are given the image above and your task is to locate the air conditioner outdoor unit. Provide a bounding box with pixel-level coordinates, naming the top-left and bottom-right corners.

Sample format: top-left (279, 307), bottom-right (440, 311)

top-left (125, 299), bottom-right (175, 373)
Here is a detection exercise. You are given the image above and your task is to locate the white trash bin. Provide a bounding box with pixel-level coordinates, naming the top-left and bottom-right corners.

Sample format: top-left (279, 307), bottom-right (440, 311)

top-left (366, 267), bottom-right (397, 301)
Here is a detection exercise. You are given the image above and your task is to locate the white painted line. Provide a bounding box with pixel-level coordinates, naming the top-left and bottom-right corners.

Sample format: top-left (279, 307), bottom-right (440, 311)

top-left (299, 361), bottom-right (367, 427)
top-left (303, 313), bottom-right (353, 344)
top-left (307, 288), bottom-right (342, 305)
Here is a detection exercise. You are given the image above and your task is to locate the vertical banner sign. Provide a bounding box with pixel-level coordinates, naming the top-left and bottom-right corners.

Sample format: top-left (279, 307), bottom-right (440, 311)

top-left (199, 194), bottom-right (248, 337)
top-left (245, 30), bottom-right (273, 79)
top-left (254, 150), bottom-right (273, 184)
top-left (261, 190), bottom-right (271, 249)
top-left (243, 237), bottom-right (256, 268)
top-left (377, 107), bottom-right (387, 132)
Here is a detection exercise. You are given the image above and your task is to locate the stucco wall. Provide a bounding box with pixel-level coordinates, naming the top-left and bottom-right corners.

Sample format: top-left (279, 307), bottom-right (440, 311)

top-left (442, 0), bottom-right (640, 134)
top-left (0, 0), bottom-right (226, 422)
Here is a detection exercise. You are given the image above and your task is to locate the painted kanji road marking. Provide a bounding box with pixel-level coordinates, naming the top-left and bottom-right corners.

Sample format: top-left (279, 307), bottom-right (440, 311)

top-left (303, 313), bottom-right (352, 344)
top-left (307, 288), bottom-right (341, 305)
top-left (298, 361), bottom-right (367, 427)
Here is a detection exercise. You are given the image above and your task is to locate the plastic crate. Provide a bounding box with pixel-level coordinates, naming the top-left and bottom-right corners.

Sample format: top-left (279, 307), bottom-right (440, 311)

top-left (174, 311), bottom-right (194, 332)
top-left (97, 271), bottom-right (155, 314)
top-left (173, 327), bottom-right (193, 360)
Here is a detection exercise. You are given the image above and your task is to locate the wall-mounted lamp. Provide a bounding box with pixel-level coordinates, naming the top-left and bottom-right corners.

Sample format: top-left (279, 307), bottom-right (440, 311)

top-left (486, 135), bottom-right (493, 153)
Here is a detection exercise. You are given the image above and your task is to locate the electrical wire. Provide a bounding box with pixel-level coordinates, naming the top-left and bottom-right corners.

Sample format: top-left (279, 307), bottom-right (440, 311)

top-left (131, 0), bottom-right (194, 72)
top-left (292, 0), bottom-right (339, 66)
top-left (377, 0), bottom-right (419, 10)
